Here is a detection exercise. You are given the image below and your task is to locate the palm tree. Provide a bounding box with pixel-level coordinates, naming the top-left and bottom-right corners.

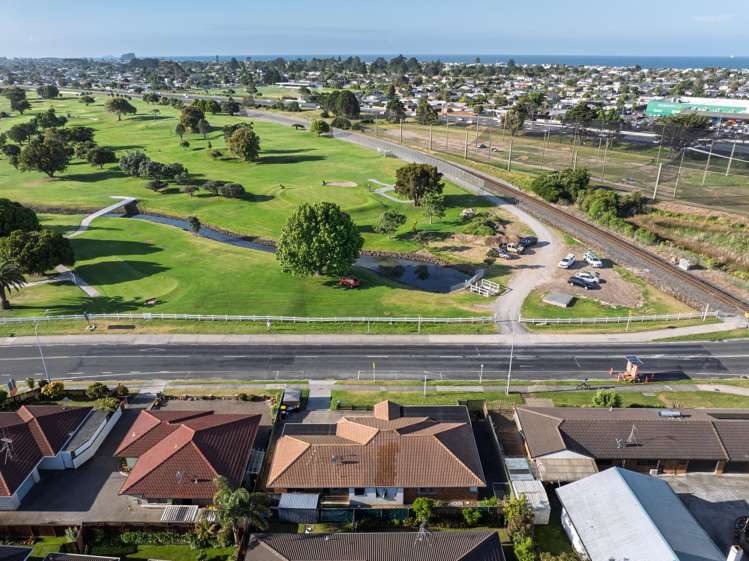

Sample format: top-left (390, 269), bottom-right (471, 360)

top-left (212, 476), bottom-right (270, 545)
top-left (0, 260), bottom-right (26, 310)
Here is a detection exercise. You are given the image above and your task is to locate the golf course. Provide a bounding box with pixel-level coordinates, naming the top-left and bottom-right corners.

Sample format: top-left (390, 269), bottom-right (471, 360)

top-left (0, 92), bottom-right (498, 319)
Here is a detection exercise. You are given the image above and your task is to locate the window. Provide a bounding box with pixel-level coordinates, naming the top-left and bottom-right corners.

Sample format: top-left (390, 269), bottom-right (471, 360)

top-left (353, 488), bottom-right (366, 496)
top-left (417, 487), bottom-right (437, 495)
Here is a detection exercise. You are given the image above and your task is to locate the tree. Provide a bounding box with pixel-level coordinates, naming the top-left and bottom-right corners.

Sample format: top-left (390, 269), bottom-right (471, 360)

top-left (421, 191), bottom-right (446, 224)
top-left (462, 507), bottom-right (483, 527)
top-left (40, 380), bottom-right (64, 400)
top-left (213, 476), bottom-right (271, 546)
top-left (592, 389), bottom-right (622, 408)
top-left (331, 116), bottom-right (351, 130)
top-left (276, 202), bottom-right (363, 277)
top-left (114, 383), bottom-right (129, 397)
top-left (412, 497), bottom-right (435, 524)
top-left (513, 535), bottom-right (537, 561)
top-left (221, 99), bottom-right (240, 115)
top-left (0, 230), bottom-right (75, 275)
top-left (175, 123), bottom-right (186, 140)
top-left (105, 97), bottom-right (137, 121)
top-left (0, 260), bottom-right (25, 310)
top-left (87, 147), bottom-right (117, 168)
top-left (7, 122), bottom-right (37, 145)
top-left (0, 199), bottom-right (40, 237)
top-left (36, 85), bottom-right (60, 99)
top-left (188, 216), bottom-right (201, 235)
top-left (503, 496), bottom-right (534, 539)
top-left (385, 98), bottom-right (406, 123)
top-left (218, 183), bottom-right (245, 198)
top-left (60, 126), bottom-right (95, 143)
top-left (310, 119), bottom-right (330, 136)
top-left (503, 108), bottom-right (526, 171)
top-left (86, 382), bottom-right (110, 400)
top-left (2, 144), bottom-right (21, 169)
top-left (227, 126), bottom-right (261, 161)
top-left (180, 105), bottom-right (205, 132)
top-left (334, 90), bottom-right (360, 118)
top-left (181, 185), bottom-right (199, 197)
top-left (26, 377), bottom-right (35, 390)
top-left (374, 210), bottom-right (407, 236)
top-left (658, 113), bottom-right (712, 156)
top-left (415, 98), bottom-right (439, 125)
top-left (197, 119), bottom-right (211, 139)
top-left (19, 133), bottom-right (71, 177)
top-left (79, 95), bottom-right (95, 105)
top-left (33, 108), bottom-right (67, 129)
top-left (4, 87), bottom-right (31, 114)
top-left (146, 179), bottom-right (168, 192)
top-left (394, 163), bottom-right (444, 206)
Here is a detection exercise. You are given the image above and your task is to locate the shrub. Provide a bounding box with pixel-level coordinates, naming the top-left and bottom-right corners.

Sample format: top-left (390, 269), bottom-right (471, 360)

top-left (592, 389), bottom-right (622, 408)
top-left (513, 535), bottom-right (537, 561)
top-left (412, 497), bottom-right (435, 523)
top-left (203, 180), bottom-right (225, 196)
top-left (95, 397), bottom-right (120, 413)
top-left (0, 389), bottom-right (7, 403)
top-left (114, 383), bottom-right (130, 397)
top-left (331, 116), bottom-right (351, 130)
top-left (146, 179), bottom-right (168, 192)
top-left (238, 392), bottom-right (249, 401)
top-left (320, 110), bottom-right (330, 118)
top-left (218, 183), bottom-right (246, 198)
top-left (120, 530), bottom-right (190, 546)
top-left (86, 382), bottom-right (110, 399)
top-left (40, 380), bottom-right (64, 400)
top-left (210, 149), bottom-right (223, 159)
top-left (462, 507), bottom-right (483, 527)
top-left (310, 119), bottom-right (330, 136)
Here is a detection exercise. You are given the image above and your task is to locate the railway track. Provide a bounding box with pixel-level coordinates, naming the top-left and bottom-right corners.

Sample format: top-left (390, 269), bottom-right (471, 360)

top-left (449, 160), bottom-right (749, 315)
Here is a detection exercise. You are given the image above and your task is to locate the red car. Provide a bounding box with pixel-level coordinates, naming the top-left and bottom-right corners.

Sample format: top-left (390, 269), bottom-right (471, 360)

top-left (339, 277), bottom-right (361, 289)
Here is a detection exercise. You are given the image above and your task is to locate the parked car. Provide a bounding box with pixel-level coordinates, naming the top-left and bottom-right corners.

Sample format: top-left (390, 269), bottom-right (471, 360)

top-left (506, 242), bottom-right (525, 254)
top-left (568, 275), bottom-right (598, 290)
top-left (574, 271), bottom-right (600, 284)
top-left (558, 253), bottom-right (576, 268)
top-left (496, 248), bottom-right (516, 260)
top-left (583, 251), bottom-right (603, 268)
top-left (520, 236), bottom-right (538, 248)
top-left (339, 277), bottom-right (360, 288)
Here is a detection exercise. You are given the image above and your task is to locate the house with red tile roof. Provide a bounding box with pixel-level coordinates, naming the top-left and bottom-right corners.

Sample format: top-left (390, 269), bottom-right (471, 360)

top-left (266, 401), bottom-right (485, 507)
top-left (0, 405), bottom-right (97, 510)
top-left (115, 409), bottom-right (262, 504)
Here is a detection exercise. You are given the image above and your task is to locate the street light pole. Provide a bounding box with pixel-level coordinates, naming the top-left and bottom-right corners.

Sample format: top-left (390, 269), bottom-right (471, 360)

top-left (35, 321), bottom-right (50, 383)
top-left (480, 363), bottom-right (484, 385)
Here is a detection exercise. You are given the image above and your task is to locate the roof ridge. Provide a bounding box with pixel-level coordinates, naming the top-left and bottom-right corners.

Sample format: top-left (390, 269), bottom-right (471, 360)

top-left (708, 419), bottom-right (730, 460)
top-left (431, 425), bottom-right (485, 487)
top-left (121, 428), bottom-right (195, 492)
top-left (455, 531), bottom-right (498, 561)
top-left (266, 436), bottom-right (311, 487)
top-left (517, 407), bottom-right (564, 423)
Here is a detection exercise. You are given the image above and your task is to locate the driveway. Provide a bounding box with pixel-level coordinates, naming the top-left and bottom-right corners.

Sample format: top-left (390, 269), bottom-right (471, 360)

top-left (663, 474), bottom-right (749, 554)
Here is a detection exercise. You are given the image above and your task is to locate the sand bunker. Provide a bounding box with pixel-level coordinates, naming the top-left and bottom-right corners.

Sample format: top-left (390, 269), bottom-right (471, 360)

top-left (324, 181), bottom-right (358, 187)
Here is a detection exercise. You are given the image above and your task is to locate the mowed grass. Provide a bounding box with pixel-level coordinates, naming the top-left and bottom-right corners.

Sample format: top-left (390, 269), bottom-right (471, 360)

top-left (0, 94), bottom-right (490, 253)
top-left (0, 214), bottom-right (489, 318)
top-left (330, 389), bottom-right (524, 409)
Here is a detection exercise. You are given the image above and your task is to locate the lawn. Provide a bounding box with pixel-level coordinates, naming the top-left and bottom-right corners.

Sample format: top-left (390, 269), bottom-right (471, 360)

top-left (88, 544), bottom-right (234, 561)
top-left (531, 390), bottom-right (663, 408)
top-left (0, 214), bottom-right (489, 318)
top-left (531, 390), bottom-right (749, 409)
top-left (330, 389), bottom-right (524, 409)
top-left (657, 327), bottom-right (749, 342)
top-left (0, 94), bottom-right (491, 254)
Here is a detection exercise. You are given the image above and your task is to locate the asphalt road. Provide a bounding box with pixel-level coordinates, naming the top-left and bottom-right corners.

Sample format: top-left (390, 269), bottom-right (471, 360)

top-left (0, 341), bottom-right (747, 384)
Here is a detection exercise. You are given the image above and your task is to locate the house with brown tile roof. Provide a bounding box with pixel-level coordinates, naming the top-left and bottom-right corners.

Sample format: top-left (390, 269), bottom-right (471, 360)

top-left (245, 531), bottom-right (504, 561)
top-left (514, 406), bottom-right (749, 481)
top-left (0, 406), bottom-right (95, 510)
top-left (115, 409), bottom-right (261, 504)
top-left (266, 401), bottom-right (485, 506)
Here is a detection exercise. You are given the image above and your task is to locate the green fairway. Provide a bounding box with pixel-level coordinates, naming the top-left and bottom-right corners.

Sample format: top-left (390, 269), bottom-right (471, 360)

top-left (0, 94), bottom-right (490, 253)
top-left (0, 214), bottom-right (489, 318)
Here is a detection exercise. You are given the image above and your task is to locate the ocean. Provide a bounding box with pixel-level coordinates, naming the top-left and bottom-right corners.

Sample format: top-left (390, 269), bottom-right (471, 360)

top-left (164, 54), bottom-right (749, 70)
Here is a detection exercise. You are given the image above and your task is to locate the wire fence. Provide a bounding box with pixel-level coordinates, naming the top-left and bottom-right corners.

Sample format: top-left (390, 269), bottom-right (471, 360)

top-left (519, 310), bottom-right (728, 325)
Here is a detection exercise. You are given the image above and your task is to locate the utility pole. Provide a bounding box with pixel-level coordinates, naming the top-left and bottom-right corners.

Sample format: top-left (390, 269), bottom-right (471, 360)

top-left (428, 123), bottom-right (433, 151)
top-left (399, 119), bottom-right (403, 144)
top-left (445, 119), bottom-right (450, 150)
top-left (655, 124), bottom-right (665, 166)
top-left (572, 149), bottom-right (578, 170)
top-left (541, 129), bottom-right (549, 167)
top-left (725, 141), bottom-right (737, 176)
top-left (673, 150), bottom-right (685, 198)
top-left (480, 363), bottom-right (484, 384)
top-left (488, 125), bottom-right (492, 162)
top-left (701, 140), bottom-right (714, 186)
top-left (464, 127), bottom-right (469, 159)
top-left (652, 162), bottom-right (663, 200)
top-left (34, 320), bottom-right (50, 383)
top-left (507, 137), bottom-right (513, 171)
top-left (423, 374), bottom-right (428, 397)
top-left (475, 115), bottom-right (480, 147)
top-left (601, 138), bottom-right (610, 178)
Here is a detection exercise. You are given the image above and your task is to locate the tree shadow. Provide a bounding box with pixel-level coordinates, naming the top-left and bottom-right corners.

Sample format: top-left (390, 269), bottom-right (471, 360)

top-left (72, 238), bottom-right (161, 259)
top-left (444, 193), bottom-right (495, 209)
top-left (128, 115), bottom-right (171, 121)
top-left (110, 144), bottom-right (145, 151)
top-left (62, 169), bottom-right (124, 182)
top-left (262, 148), bottom-right (315, 155)
top-left (242, 193), bottom-right (274, 202)
top-left (258, 154), bottom-right (326, 165)
top-left (7, 294), bottom-right (145, 315)
top-left (74, 260), bottom-right (169, 285)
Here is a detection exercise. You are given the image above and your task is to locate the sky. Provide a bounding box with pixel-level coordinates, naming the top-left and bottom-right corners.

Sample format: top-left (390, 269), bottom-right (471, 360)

top-left (0, 0), bottom-right (747, 58)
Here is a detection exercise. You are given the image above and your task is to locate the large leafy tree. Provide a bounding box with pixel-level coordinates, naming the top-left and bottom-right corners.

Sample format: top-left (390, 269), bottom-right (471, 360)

top-left (276, 202), bottom-right (363, 276)
top-left (228, 125), bottom-right (261, 161)
top-left (4, 87), bottom-right (31, 114)
top-left (385, 98), bottom-right (406, 123)
top-left (87, 146), bottom-right (118, 169)
top-left (0, 230), bottom-right (75, 275)
top-left (334, 90), bottom-right (360, 118)
top-left (6, 122), bottom-right (37, 145)
top-left (394, 163), bottom-right (444, 206)
top-left (658, 113), bottom-right (712, 156)
top-left (212, 476), bottom-right (271, 545)
top-left (105, 97), bottom-right (137, 121)
top-left (421, 191), bottom-right (446, 224)
top-left (0, 199), bottom-right (40, 236)
top-left (33, 108), bottom-right (67, 129)
top-left (180, 105), bottom-right (205, 132)
top-left (19, 133), bottom-right (71, 177)
top-left (0, 260), bottom-right (25, 310)
top-left (36, 85), bottom-right (60, 99)
top-left (374, 209), bottom-right (407, 236)
top-left (415, 98), bottom-right (439, 125)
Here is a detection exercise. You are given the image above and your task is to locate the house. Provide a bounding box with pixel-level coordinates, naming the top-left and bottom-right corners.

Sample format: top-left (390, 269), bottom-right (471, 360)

top-left (514, 406), bottom-right (749, 481)
top-left (556, 467), bottom-right (724, 561)
top-left (0, 405), bottom-right (102, 510)
top-left (245, 531), bottom-right (504, 561)
top-left (266, 400), bottom-right (485, 506)
top-left (115, 409), bottom-right (261, 504)
top-left (0, 546), bottom-right (32, 561)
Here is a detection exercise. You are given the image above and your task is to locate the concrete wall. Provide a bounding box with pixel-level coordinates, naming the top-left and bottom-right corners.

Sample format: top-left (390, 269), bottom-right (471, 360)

top-left (0, 466), bottom-right (39, 511)
top-left (348, 487), bottom-right (404, 506)
top-left (560, 507), bottom-right (589, 560)
top-left (69, 406), bottom-right (122, 469)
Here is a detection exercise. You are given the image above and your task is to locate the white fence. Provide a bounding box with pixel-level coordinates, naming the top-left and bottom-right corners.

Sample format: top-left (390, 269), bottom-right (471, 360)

top-left (519, 311), bottom-right (727, 325)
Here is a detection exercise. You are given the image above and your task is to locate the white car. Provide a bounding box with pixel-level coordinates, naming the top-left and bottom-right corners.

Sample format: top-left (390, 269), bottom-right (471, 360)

top-left (574, 271), bottom-right (600, 284)
top-left (558, 253), bottom-right (576, 269)
top-left (583, 251), bottom-right (603, 268)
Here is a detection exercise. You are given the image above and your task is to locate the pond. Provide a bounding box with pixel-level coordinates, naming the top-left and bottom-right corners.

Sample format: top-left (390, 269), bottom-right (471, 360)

top-left (127, 214), bottom-right (471, 293)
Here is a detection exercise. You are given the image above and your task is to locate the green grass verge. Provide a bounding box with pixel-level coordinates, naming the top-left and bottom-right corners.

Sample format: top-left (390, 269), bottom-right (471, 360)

top-left (656, 327), bottom-right (749, 342)
top-left (330, 389), bottom-right (523, 409)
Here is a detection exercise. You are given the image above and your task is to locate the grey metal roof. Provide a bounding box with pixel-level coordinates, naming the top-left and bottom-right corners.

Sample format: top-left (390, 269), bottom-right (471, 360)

top-left (0, 546), bottom-right (32, 561)
top-left (556, 468), bottom-right (724, 561)
top-left (278, 493), bottom-right (320, 510)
